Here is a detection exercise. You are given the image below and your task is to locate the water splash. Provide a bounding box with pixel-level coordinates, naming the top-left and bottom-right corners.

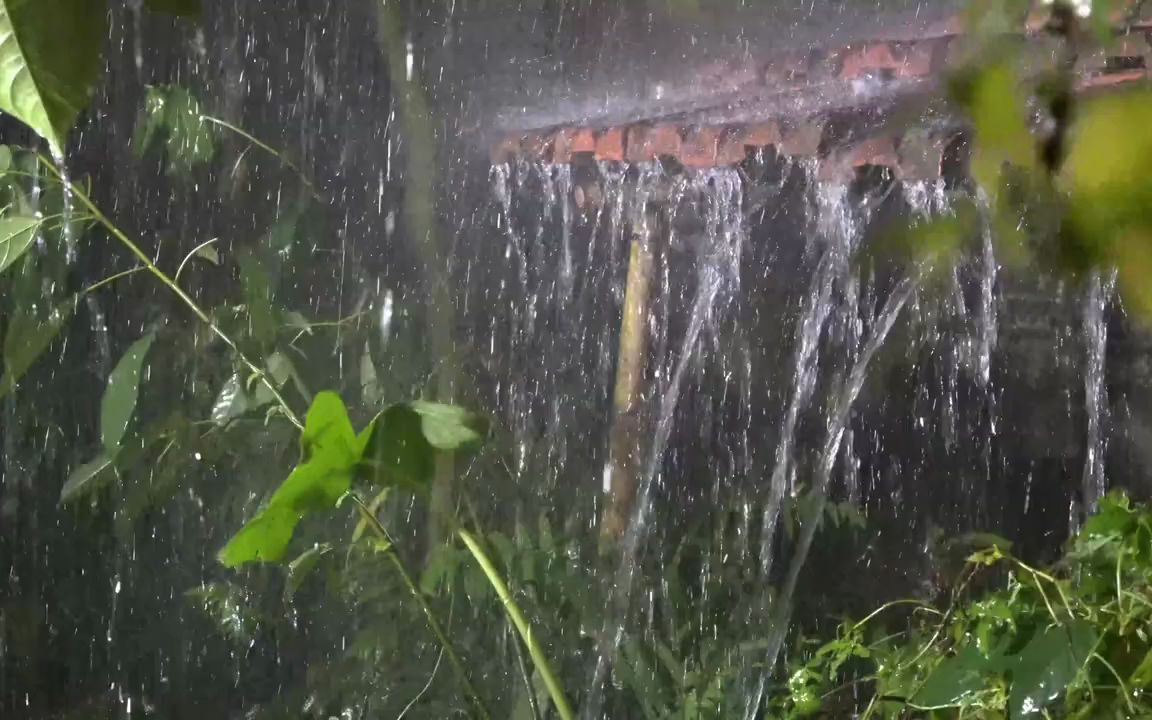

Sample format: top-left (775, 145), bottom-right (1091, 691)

top-left (583, 167), bottom-right (745, 720)
top-left (757, 180), bottom-right (861, 585)
top-left (1082, 271), bottom-right (1116, 515)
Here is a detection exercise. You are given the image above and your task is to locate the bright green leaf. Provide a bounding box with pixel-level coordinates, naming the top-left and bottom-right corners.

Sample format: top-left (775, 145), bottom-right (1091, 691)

top-left (59, 452), bottom-right (117, 504)
top-left (0, 0), bottom-right (107, 156)
top-left (100, 332), bottom-right (155, 453)
top-left (0, 296), bottom-right (76, 397)
top-left (219, 392), bottom-right (358, 567)
top-left (0, 215), bottom-right (37, 274)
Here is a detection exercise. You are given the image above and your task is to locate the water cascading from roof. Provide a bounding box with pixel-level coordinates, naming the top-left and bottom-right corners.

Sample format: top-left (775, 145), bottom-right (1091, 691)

top-left (483, 147), bottom-right (1120, 713)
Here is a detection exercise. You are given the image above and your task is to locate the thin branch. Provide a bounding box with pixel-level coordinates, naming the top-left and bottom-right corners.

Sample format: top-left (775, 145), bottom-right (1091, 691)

top-left (39, 155), bottom-right (304, 431)
top-left (200, 115), bottom-right (320, 199)
top-left (174, 237), bottom-right (220, 283)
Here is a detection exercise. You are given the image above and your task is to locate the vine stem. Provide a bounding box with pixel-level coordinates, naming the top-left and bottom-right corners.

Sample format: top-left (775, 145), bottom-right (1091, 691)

top-left (458, 528), bottom-right (575, 720)
top-left (80, 266), bottom-right (147, 296)
top-left (346, 494), bottom-right (492, 720)
top-left (200, 115), bottom-right (319, 199)
top-left (39, 155), bottom-right (304, 431)
top-left (851, 599), bottom-right (942, 631)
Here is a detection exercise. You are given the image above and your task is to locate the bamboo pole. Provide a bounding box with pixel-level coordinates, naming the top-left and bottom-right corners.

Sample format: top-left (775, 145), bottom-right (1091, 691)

top-left (600, 211), bottom-right (656, 544)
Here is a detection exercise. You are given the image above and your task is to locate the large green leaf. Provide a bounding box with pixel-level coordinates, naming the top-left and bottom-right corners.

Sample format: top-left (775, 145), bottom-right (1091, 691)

top-left (0, 0), bottom-right (107, 155)
top-left (0, 295), bottom-right (75, 397)
top-left (357, 404), bottom-right (434, 490)
top-left (100, 332), bottom-right (155, 453)
top-left (912, 643), bottom-right (1003, 708)
top-left (219, 392), bottom-right (359, 567)
top-left (1009, 621), bottom-right (1097, 718)
top-left (0, 215), bottom-right (37, 274)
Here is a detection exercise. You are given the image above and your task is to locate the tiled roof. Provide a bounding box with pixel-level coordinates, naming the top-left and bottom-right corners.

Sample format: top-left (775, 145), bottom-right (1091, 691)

top-left (492, 8), bottom-right (1152, 180)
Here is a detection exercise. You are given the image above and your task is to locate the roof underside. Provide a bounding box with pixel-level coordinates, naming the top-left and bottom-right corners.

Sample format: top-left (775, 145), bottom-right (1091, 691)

top-left (489, 5), bottom-right (1152, 181)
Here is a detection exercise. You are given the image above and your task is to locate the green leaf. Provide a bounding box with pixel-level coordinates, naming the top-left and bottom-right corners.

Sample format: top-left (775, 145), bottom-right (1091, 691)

top-left (285, 543), bottom-right (331, 600)
top-left (211, 373), bottom-right (249, 426)
top-left (298, 391), bottom-right (359, 465)
top-left (360, 343), bottom-right (381, 406)
top-left (0, 215), bottom-right (37, 274)
top-left (1009, 621), bottom-right (1097, 718)
top-left (100, 332), bottom-right (155, 453)
top-left (143, 0), bottom-right (200, 17)
top-left (357, 404), bottom-right (434, 489)
top-left (420, 543), bottom-right (461, 596)
top-left (250, 351), bottom-right (297, 406)
top-left (238, 250), bottom-right (277, 347)
top-left (411, 401), bottom-right (488, 450)
top-left (219, 392), bottom-right (358, 567)
top-left (194, 243), bottom-right (219, 265)
top-left (913, 643), bottom-right (1001, 708)
top-left (0, 296), bottom-right (75, 397)
top-left (133, 85), bottom-right (217, 176)
top-left (59, 451), bottom-right (117, 504)
top-left (0, 0), bottom-right (107, 155)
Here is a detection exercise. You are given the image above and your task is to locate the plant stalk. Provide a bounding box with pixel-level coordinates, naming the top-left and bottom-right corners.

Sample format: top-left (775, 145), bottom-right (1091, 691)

top-left (458, 528), bottom-right (575, 720)
top-left (40, 156), bottom-right (304, 431)
top-left (347, 495), bottom-right (492, 720)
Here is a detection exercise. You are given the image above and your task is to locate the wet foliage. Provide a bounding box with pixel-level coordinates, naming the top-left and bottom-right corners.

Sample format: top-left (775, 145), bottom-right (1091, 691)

top-left (4, 0), bottom-right (1152, 718)
top-left (776, 491), bottom-right (1152, 718)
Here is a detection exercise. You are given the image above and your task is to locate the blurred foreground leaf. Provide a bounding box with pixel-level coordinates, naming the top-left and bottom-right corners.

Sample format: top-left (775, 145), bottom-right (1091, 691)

top-left (1062, 90), bottom-right (1152, 318)
top-left (0, 0), bottom-right (106, 155)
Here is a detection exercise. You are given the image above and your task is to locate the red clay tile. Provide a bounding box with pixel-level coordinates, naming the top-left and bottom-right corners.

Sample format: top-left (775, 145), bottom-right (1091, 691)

top-left (626, 124), bottom-right (682, 162)
top-left (739, 121), bottom-right (783, 148)
top-left (681, 127), bottom-right (721, 167)
top-left (568, 128), bottom-right (597, 154)
top-left (594, 128), bottom-right (626, 162)
top-left (779, 121), bottom-right (824, 157)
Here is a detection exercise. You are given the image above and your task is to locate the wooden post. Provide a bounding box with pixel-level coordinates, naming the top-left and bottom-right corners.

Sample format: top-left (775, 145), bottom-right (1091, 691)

top-left (600, 210), bottom-right (656, 544)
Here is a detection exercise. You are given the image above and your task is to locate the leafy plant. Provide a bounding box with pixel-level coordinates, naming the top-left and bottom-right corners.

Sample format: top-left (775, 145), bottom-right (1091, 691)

top-left (771, 491), bottom-right (1152, 718)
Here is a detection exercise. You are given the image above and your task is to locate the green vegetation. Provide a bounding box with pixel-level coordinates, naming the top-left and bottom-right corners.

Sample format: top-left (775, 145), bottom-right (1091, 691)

top-left (2, 0), bottom-right (1152, 718)
top-left (775, 492), bottom-right (1152, 718)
